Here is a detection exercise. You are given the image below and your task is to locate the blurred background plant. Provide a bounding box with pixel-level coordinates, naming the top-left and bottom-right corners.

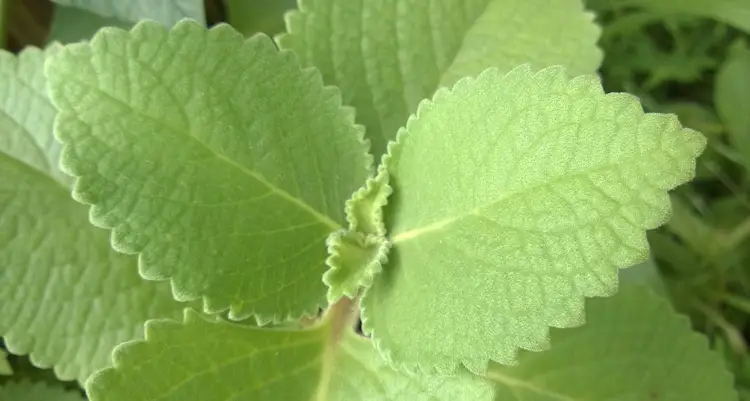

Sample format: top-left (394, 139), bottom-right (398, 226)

top-left (2, 0), bottom-right (750, 398)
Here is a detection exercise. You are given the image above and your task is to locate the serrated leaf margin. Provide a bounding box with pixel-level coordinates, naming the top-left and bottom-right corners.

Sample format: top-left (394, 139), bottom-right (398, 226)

top-left (360, 64), bottom-right (706, 375)
top-left (45, 19), bottom-right (375, 325)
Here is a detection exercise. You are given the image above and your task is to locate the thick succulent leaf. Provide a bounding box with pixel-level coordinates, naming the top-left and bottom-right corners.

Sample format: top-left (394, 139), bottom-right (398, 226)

top-left (45, 21), bottom-right (372, 322)
top-left (361, 65), bottom-right (705, 374)
top-left (0, 380), bottom-right (84, 401)
top-left (0, 352), bottom-right (10, 375)
top-left (587, 0), bottom-right (750, 34)
top-left (48, 5), bottom-right (132, 44)
top-left (277, 0), bottom-right (602, 159)
top-left (486, 286), bottom-right (737, 401)
top-left (0, 46), bottom-right (185, 382)
top-left (86, 309), bottom-right (492, 401)
top-left (51, 0), bottom-right (205, 26)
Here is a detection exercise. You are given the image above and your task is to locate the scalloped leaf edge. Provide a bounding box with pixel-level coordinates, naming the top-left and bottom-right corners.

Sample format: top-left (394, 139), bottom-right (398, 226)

top-left (45, 19), bottom-right (374, 326)
top-left (322, 165), bottom-right (392, 302)
top-left (360, 63), bottom-right (706, 375)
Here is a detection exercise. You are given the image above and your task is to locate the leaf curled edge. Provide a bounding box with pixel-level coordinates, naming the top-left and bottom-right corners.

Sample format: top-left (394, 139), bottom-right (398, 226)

top-left (323, 168), bottom-right (392, 302)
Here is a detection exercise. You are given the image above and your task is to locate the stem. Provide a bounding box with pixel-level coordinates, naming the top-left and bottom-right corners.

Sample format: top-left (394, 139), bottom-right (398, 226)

top-left (313, 297), bottom-right (359, 401)
top-left (323, 296), bottom-right (359, 344)
top-left (693, 300), bottom-right (747, 355)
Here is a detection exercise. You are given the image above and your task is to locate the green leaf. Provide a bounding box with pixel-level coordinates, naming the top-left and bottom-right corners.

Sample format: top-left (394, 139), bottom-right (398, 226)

top-left (86, 309), bottom-right (493, 401)
top-left (324, 171), bottom-right (391, 302)
top-left (225, 0), bottom-right (297, 36)
top-left (48, 4), bottom-right (132, 44)
top-left (50, 0), bottom-right (205, 26)
top-left (715, 39), bottom-right (750, 169)
top-left (0, 0), bottom-right (7, 49)
top-left (587, 0), bottom-right (750, 34)
top-left (45, 21), bottom-right (372, 322)
top-left (0, 380), bottom-right (84, 401)
top-left (486, 286), bottom-right (737, 401)
top-left (0, 351), bottom-right (11, 375)
top-left (331, 334), bottom-right (494, 401)
top-left (277, 0), bottom-right (602, 159)
top-left (361, 65), bottom-right (705, 374)
top-left (618, 254), bottom-right (666, 294)
top-left (0, 46), bottom-right (186, 383)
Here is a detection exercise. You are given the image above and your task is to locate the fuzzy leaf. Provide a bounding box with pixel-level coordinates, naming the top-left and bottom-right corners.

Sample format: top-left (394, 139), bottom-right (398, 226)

top-left (0, 46), bottom-right (185, 382)
top-left (45, 21), bottom-right (371, 322)
top-left (277, 0), bottom-right (602, 159)
top-left (0, 380), bottom-right (84, 401)
top-left (323, 170), bottom-right (392, 301)
top-left (361, 65), bottom-right (705, 374)
top-left (0, 352), bottom-right (11, 376)
top-left (331, 335), bottom-right (494, 401)
top-left (485, 286), bottom-right (737, 400)
top-left (86, 309), bottom-right (492, 401)
top-left (51, 0), bottom-right (205, 26)
top-left (86, 288), bottom-right (735, 400)
top-left (323, 230), bottom-right (390, 302)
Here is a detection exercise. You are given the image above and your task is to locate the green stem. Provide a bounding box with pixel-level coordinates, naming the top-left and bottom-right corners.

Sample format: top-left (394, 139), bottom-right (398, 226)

top-left (693, 300), bottom-right (747, 355)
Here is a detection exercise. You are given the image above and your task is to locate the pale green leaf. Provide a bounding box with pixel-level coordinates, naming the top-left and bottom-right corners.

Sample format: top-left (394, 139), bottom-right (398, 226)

top-left (48, 4), bottom-right (132, 44)
top-left (486, 286), bottom-right (737, 400)
top-left (86, 309), bottom-right (492, 401)
top-left (331, 334), bottom-right (494, 401)
top-left (323, 171), bottom-right (391, 302)
top-left (587, 0), bottom-right (750, 34)
top-left (0, 380), bottom-right (84, 401)
top-left (0, 46), bottom-right (185, 382)
top-left (715, 39), bottom-right (750, 169)
top-left (361, 65), bottom-right (705, 374)
top-left (0, 352), bottom-right (11, 375)
top-left (277, 0), bottom-right (602, 159)
top-left (51, 0), bottom-right (205, 26)
top-left (323, 230), bottom-right (390, 302)
top-left (45, 21), bottom-right (372, 322)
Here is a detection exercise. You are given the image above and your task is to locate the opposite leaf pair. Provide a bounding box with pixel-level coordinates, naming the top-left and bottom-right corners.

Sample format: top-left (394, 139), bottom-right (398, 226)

top-left (0, 1), bottom-right (736, 400)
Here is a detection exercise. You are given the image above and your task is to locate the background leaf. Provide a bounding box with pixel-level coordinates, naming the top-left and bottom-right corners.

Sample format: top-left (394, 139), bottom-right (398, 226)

top-left (224, 0), bottom-right (297, 36)
top-left (0, 352), bottom-right (10, 376)
top-left (277, 0), bottom-right (602, 159)
top-left (45, 21), bottom-right (371, 323)
top-left (586, 0), bottom-right (750, 34)
top-left (362, 65), bottom-right (704, 374)
top-left (0, 380), bottom-right (84, 401)
top-left (50, 0), bottom-right (205, 26)
top-left (486, 286), bottom-right (737, 401)
top-left (0, 46), bottom-right (185, 382)
top-left (47, 4), bottom-right (132, 44)
top-left (715, 39), bottom-right (750, 170)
